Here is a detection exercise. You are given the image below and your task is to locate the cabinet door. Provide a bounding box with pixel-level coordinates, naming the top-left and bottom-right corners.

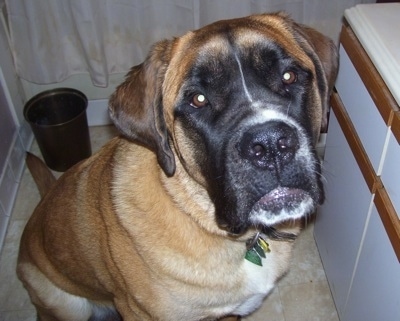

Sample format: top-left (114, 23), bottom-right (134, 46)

top-left (314, 110), bottom-right (373, 318)
top-left (344, 203), bottom-right (400, 321)
top-left (335, 46), bottom-right (389, 175)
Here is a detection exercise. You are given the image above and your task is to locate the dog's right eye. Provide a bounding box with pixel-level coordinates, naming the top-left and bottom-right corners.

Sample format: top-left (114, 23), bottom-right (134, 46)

top-left (190, 94), bottom-right (209, 108)
top-left (282, 71), bottom-right (297, 85)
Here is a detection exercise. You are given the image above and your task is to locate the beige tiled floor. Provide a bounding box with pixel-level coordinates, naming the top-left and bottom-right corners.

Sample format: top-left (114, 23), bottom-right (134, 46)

top-left (0, 125), bottom-right (339, 321)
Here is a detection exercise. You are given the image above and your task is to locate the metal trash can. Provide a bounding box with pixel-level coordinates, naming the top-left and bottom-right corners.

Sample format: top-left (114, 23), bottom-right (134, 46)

top-left (24, 88), bottom-right (92, 172)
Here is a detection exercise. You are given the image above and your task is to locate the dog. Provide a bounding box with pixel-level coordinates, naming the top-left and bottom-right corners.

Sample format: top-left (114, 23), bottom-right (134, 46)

top-left (17, 12), bottom-right (338, 321)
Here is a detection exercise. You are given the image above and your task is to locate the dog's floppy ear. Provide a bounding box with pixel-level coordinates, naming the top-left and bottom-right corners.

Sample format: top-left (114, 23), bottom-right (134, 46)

top-left (295, 24), bottom-right (339, 132)
top-left (109, 40), bottom-right (176, 177)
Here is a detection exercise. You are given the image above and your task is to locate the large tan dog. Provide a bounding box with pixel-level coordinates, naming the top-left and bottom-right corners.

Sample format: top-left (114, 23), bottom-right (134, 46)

top-left (17, 13), bottom-right (338, 321)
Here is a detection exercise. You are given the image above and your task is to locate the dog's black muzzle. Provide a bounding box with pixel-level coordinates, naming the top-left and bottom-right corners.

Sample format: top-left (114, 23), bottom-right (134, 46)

top-left (213, 118), bottom-right (323, 236)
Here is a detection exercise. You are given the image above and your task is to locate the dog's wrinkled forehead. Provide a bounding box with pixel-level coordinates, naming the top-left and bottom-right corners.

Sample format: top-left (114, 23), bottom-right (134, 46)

top-left (162, 13), bottom-right (315, 112)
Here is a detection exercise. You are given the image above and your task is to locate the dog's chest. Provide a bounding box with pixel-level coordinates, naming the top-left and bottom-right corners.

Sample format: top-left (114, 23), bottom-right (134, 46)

top-left (222, 255), bottom-right (280, 316)
top-left (159, 249), bottom-right (284, 320)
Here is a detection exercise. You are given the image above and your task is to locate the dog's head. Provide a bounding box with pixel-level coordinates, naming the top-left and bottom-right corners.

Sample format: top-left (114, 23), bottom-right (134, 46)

top-left (109, 13), bottom-right (338, 235)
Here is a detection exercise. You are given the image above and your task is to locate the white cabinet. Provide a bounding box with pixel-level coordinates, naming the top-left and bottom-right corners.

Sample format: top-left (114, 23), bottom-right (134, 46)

top-left (314, 8), bottom-right (400, 321)
top-left (345, 201), bottom-right (400, 321)
top-left (314, 109), bottom-right (373, 318)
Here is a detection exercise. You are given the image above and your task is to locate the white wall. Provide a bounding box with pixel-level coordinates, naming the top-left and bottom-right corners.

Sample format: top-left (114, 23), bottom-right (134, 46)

top-left (0, 3), bottom-right (30, 250)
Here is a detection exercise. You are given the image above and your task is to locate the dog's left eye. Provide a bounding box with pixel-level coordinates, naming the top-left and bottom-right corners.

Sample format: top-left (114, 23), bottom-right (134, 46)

top-left (282, 71), bottom-right (297, 85)
top-left (190, 94), bottom-right (209, 108)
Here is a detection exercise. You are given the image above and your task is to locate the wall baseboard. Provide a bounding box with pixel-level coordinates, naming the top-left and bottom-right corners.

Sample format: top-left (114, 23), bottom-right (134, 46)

top-left (87, 99), bottom-right (112, 126)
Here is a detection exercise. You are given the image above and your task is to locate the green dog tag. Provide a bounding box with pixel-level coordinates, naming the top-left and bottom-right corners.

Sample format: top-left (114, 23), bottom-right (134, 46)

top-left (254, 242), bottom-right (266, 258)
top-left (244, 233), bottom-right (270, 266)
top-left (245, 248), bottom-right (263, 266)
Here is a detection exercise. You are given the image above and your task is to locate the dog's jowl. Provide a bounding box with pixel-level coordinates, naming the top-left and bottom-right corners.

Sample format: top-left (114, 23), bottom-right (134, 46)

top-left (17, 12), bottom-right (338, 321)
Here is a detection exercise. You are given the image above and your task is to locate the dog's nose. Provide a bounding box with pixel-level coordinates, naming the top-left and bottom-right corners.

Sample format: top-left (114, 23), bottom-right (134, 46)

top-left (238, 121), bottom-right (300, 171)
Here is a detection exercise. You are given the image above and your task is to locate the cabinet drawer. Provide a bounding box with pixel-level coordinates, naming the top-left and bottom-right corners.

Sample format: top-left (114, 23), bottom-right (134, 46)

top-left (335, 46), bottom-right (389, 175)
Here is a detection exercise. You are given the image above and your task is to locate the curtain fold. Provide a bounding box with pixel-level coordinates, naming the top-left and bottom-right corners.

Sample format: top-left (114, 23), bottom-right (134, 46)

top-left (6, 0), bottom-right (375, 87)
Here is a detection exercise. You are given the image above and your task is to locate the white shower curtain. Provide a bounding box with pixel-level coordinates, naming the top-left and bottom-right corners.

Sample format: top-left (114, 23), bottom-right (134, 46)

top-left (6, 0), bottom-right (374, 87)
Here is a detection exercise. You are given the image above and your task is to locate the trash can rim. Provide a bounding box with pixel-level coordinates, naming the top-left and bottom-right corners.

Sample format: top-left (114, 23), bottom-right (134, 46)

top-left (24, 87), bottom-right (88, 128)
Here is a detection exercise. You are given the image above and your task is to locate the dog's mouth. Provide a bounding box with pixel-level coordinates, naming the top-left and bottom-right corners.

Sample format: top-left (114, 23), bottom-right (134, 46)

top-left (253, 187), bottom-right (310, 212)
top-left (249, 187), bottom-right (315, 226)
